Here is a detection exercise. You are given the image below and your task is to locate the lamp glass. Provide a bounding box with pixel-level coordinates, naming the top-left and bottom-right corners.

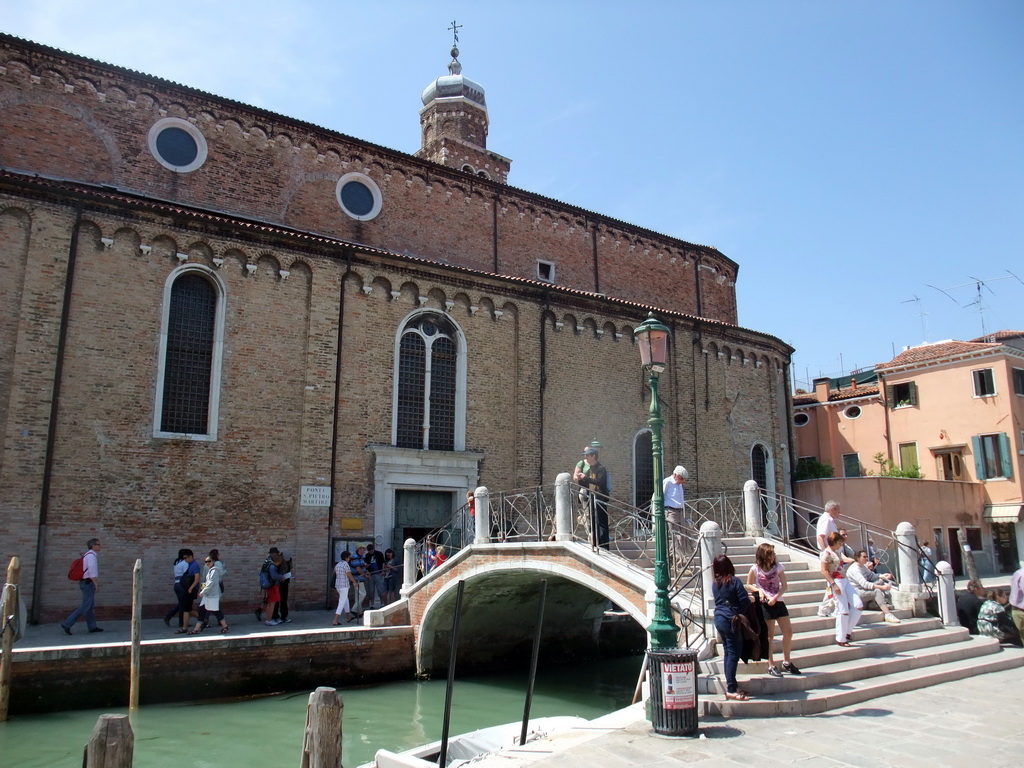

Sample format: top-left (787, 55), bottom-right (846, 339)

top-left (634, 315), bottom-right (670, 370)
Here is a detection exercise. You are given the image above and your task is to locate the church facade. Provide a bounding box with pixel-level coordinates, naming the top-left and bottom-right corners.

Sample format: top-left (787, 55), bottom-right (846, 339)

top-left (0, 34), bottom-right (793, 620)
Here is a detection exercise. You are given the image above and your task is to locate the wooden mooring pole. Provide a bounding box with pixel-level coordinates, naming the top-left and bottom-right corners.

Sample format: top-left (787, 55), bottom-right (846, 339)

top-left (83, 713), bottom-right (134, 768)
top-left (1, 555), bottom-right (20, 722)
top-left (299, 686), bottom-right (344, 768)
top-left (129, 558), bottom-right (142, 719)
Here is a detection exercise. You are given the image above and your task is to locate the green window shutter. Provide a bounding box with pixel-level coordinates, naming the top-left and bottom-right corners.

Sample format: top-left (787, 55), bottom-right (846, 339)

top-left (908, 381), bottom-right (918, 406)
top-left (999, 433), bottom-right (1014, 479)
top-left (971, 435), bottom-right (985, 479)
top-left (885, 384), bottom-right (895, 408)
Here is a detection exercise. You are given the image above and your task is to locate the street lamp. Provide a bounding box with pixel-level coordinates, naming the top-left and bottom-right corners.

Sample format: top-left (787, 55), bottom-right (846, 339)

top-left (634, 313), bottom-right (679, 649)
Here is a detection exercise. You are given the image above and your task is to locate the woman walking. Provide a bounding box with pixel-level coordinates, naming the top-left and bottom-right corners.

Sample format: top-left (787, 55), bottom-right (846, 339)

top-left (333, 550), bottom-right (356, 625)
top-left (747, 542), bottom-right (800, 676)
top-left (191, 555), bottom-right (229, 633)
top-left (712, 553), bottom-right (753, 701)
top-left (163, 549), bottom-right (191, 628)
top-left (821, 531), bottom-right (861, 646)
top-left (204, 548), bottom-right (226, 595)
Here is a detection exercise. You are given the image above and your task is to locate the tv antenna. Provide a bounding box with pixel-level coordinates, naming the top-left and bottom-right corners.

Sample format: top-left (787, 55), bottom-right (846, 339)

top-left (925, 274), bottom-right (1016, 339)
top-left (902, 295), bottom-right (928, 343)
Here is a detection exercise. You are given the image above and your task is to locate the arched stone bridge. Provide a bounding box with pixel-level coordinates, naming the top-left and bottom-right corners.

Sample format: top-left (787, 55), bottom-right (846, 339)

top-left (369, 540), bottom-right (666, 676)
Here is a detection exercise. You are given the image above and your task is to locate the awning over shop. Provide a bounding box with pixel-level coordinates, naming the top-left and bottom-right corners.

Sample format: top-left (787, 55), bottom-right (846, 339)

top-left (983, 504), bottom-right (1023, 523)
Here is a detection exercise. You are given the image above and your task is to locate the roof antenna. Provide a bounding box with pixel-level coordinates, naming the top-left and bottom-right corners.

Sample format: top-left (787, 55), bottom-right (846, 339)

top-left (902, 295), bottom-right (928, 344)
top-left (927, 275), bottom-right (1015, 340)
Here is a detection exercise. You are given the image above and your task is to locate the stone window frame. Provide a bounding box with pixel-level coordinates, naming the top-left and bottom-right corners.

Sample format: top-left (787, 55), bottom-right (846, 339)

top-left (842, 452), bottom-right (861, 478)
top-left (536, 259), bottom-right (556, 283)
top-left (153, 264), bottom-right (226, 441)
top-left (842, 405), bottom-right (862, 420)
top-left (391, 309), bottom-right (468, 451)
top-left (971, 367), bottom-right (996, 398)
top-left (147, 117), bottom-right (209, 173)
top-left (793, 412), bottom-right (810, 427)
top-left (336, 172), bottom-right (383, 221)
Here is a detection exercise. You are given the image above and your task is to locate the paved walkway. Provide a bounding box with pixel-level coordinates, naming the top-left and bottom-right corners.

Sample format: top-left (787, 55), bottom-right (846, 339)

top-left (470, 652), bottom-right (1024, 767)
top-left (15, 603), bottom-right (369, 650)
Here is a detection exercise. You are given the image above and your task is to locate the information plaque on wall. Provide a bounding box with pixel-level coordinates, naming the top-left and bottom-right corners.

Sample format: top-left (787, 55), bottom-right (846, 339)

top-left (300, 485), bottom-right (332, 507)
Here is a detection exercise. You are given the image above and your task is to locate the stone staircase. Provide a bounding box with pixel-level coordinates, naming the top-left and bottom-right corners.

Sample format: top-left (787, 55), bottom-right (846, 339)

top-left (698, 537), bottom-right (1024, 717)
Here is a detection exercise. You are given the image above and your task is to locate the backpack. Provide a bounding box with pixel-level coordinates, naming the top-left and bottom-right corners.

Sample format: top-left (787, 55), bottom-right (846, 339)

top-left (68, 555), bottom-right (85, 581)
top-left (258, 559), bottom-right (274, 590)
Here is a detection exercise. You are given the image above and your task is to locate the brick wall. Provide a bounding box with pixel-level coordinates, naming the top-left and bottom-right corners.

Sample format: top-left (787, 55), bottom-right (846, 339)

top-left (0, 33), bottom-right (791, 620)
top-left (0, 35), bottom-right (738, 323)
top-left (9, 627), bottom-right (414, 714)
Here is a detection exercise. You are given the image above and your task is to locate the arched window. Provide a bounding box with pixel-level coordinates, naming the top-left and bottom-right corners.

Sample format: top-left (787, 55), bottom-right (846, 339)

top-left (393, 311), bottom-right (466, 451)
top-left (751, 442), bottom-right (777, 531)
top-left (633, 429), bottom-right (655, 511)
top-left (154, 267), bottom-right (225, 439)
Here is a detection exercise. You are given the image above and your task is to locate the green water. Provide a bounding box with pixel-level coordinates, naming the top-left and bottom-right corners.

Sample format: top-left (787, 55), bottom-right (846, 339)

top-left (0, 655), bottom-right (642, 767)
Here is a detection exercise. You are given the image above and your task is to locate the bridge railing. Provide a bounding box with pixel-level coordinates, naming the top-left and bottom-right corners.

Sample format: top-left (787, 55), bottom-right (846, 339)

top-left (411, 481), bottom-right (711, 648)
top-left (683, 491), bottom-right (746, 535)
top-left (414, 500), bottom-right (474, 577)
top-left (757, 489), bottom-right (923, 586)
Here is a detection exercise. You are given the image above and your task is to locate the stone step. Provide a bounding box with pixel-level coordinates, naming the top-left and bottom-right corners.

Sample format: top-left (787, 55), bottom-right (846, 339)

top-left (698, 643), bottom-right (1024, 717)
top-left (785, 612), bottom-right (934, 643)
top-left (775, 587), bottom-right (830, 606)
top-left (701, 619), bottom-right (963, 678)
top-left (722, 538), bottom-right (758, 547)
top-left (725, 551), bottom-right (796, 565)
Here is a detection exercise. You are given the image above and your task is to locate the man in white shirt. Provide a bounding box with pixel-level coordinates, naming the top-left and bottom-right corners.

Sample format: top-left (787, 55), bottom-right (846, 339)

top-left (661, 466), bottom-right (688, 565)
top-left (815, 500), bottom-right (841, 551)
top-left (61, 538), bottom-right (102, 635)
top-left (846, 550), bottom-right (901, 624)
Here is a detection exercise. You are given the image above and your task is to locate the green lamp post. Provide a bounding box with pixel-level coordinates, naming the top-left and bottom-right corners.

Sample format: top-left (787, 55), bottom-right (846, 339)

top-left (634, 313), bottom-right (679, 649)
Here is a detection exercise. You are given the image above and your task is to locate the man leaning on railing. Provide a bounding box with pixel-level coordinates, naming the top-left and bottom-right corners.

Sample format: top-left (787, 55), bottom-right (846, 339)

top-left (574, 445), bottom-right (610, 549)
top-left (660, 466), bottom-right (689, 565)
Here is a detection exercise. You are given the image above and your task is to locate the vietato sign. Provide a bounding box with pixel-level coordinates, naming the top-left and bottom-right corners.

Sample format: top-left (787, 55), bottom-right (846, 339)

top-left (661, 661), bottom-right (696, 709)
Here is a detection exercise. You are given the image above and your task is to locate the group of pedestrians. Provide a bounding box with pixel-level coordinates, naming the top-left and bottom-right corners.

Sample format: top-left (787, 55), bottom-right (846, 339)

top-left (333, 544), bottom-right (400, 624)
top-left (257, 547), bottom-right (293, 627)
top-left (163, 548), bottom-right (229, 634)
top-left (711, 499), bottom-right (889, 701)
top-left (711, 543), bottom-right (802, 702)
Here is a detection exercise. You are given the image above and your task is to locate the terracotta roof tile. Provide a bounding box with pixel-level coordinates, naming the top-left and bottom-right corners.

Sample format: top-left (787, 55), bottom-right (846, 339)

top-left (828, 384), bottom-right (879, 401)
top-left (969, 330), bottom-right (1024, 343)
top-left (876, 340), bottom-right (1000, 370)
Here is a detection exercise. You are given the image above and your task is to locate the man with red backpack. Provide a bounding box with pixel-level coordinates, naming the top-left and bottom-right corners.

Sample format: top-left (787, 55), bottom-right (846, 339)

top-left (61, 538), bottom-right (102, 635)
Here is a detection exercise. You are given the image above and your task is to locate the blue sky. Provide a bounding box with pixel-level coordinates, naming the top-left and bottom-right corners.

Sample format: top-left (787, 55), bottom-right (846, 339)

top-left (2, 1), bottom-right (1021, 390)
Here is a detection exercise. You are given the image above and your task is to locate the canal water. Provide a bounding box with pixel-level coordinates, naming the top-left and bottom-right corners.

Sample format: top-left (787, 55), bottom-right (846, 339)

top-left (0, 654), bottom-right (643, 767)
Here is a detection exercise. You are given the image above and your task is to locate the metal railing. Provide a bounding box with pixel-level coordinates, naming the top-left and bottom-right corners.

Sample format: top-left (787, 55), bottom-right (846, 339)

top-left (412, 482), bottom-right (710, 648)
top-left (684, 491), bottom-right (746, 535)
top-left (757, 490), bottom-right (932, 587)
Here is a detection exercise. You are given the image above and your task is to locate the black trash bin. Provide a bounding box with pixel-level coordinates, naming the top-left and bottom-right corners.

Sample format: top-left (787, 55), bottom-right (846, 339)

top-left (647, 646), bottom-right (699, 737)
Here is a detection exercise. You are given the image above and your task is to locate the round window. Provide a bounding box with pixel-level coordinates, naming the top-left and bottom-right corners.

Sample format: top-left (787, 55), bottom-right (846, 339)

top-left (147, 118), bottom-right (208, 173)
top-left (793, 413), bottom-right (810, 427)
top-left (336, 172), bottom-right (382, 221)
top-left (843, 406), bottom-right (862, 419)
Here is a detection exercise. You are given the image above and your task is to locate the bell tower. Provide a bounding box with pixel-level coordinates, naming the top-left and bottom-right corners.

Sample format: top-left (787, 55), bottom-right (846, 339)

top-left (417, 24), bottom-right (511, 183)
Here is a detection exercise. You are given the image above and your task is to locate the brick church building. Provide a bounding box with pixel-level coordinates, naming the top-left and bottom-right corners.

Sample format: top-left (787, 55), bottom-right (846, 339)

top-left (0, 33), bottom-right (794, 620)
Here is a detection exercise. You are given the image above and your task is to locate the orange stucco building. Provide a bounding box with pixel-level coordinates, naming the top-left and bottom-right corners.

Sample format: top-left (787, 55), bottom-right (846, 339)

top-left (793, 331), bottom-right (1024, 576)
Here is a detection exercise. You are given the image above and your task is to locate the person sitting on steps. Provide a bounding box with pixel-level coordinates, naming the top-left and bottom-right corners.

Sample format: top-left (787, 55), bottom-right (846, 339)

top-left (846, 550), bottom-right (902, 624)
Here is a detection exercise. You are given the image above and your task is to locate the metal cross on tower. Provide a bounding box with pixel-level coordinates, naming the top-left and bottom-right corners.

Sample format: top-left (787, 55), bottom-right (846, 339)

top-left (448, 19), bottom-right (462, 47)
